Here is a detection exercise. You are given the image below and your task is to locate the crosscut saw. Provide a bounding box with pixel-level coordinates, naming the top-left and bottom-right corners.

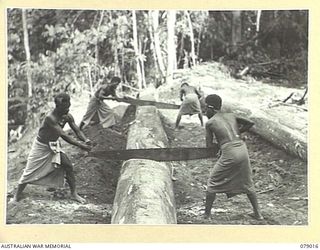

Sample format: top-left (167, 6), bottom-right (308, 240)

top-left (88, 147), bottom-right (216, 162)
top-left (104, 96), bottom-right (180, 109)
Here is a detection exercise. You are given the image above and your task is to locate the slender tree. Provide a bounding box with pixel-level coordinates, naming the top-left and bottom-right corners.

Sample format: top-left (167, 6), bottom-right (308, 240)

top-left (185, 10), bottom-right (196, 66)
top-left (151, 10), bottom-right (166, 78)
top-left (95, 10), bottom-right (104, 65)
top-left (166, 10), bottom-right (177, 85)
top-left (232, 11), bottom-right (242, 46)
top-left (132, 10), bottom-right (143, 89)
top-left (21, 9), bottom-right (32, 97)
top-left (256, 10), bottom-right (262, 32)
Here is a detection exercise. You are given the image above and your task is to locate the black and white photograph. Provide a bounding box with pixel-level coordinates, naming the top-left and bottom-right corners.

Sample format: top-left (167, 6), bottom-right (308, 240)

top-left (6, 8), bottom-right (308, 227)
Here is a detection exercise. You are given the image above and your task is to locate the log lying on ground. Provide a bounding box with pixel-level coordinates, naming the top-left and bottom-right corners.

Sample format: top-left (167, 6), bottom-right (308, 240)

top-left (111, 94), bottom-right (177, 224)
top-left (222, 100), bottom-right (307, 162)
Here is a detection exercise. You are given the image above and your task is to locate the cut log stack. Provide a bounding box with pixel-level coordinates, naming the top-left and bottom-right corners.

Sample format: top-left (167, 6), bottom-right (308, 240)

top-left (111, 91), bottom-right (177, 224)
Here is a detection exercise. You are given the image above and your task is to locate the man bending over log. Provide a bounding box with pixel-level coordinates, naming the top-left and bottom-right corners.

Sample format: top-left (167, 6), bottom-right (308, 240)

top-left (204, 94), bottom-right (263, 220)
top-left (79, 76), bottom-right (121, 130)
top-left (11, 93), bottom-right (92, 203)
top-left (175, 82), bottom-right (203, 129)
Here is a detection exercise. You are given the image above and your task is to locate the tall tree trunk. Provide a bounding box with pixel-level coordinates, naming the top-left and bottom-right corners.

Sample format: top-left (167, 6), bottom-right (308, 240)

top-left (151, 10), bottom-right (166, 78)
top-left (256, 10), bottom-right (262, 32)
top-left (166, 10), bottom-right (176, 85)
top-left (132, 10), bottom-right (143, 89)
top-left (114, 41), bottom-right (120, 76)
top-left (110, 13), bottom-right (121, 79)
top-left (255, 10), bottom-right (262, 46)
top-left (196, 26), bottom-right (202, 61)
top-left (21, 9), bottom-right (32, 98)
top-left (121, 46), bottom-right (126, 83)
top-left (148, 11), bottom-right (158, 72)
top-left (185, 11), bottom-right (196, 66)
top-left (139, 39), bottom-right (146, 88)
top-left (95, 10), bottom-right (104, 82)
top-left (232, 11), bottom-right (242, 47)
top-left (95, 10), bottom-right (104, 63)
top-left (178, 34), bottom-right (184, 68)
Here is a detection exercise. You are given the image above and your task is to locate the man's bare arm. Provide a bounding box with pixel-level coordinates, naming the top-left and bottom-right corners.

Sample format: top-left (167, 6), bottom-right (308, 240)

top-left (194, 88), bottom-right (202, 99)
top-left (46, 116), bottom-right (90, 151)
top-left (67, 114), bottom-right (91, 143)
top-left (236, 116), bottom-right (254, 133)
top-left (205, 123), bottom-right (219, 155)
top-left (180, 89), bottom-right (185, 101)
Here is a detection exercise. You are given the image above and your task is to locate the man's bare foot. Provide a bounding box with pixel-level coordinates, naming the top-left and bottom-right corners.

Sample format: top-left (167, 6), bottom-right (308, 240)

top-left (71, 193), bottom-right (86, 204)
top-left (248, 213), bottom-right (264, 220)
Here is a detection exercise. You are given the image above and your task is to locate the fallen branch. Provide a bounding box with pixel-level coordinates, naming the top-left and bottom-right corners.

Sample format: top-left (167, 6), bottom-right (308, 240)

top-left (287, 197), bottom-right (308, 201)
top-left (257, 188), bottom-right (275, 194)
top-left (249, 59), bottom-right (279, 67)
top-left (268, 102), bottom-right (308, 111)
top-left (283, 92), bottom-right (294, 103)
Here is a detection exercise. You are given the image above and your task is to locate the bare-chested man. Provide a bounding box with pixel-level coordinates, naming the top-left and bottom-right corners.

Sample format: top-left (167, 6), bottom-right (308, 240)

top-left (175, 82), bottom-right (203, 129)
top-left (79, 76), bottom-right (121, 130)
top-left (204, 94), bottom-right (263, 220)
top-left (11, 93), bottom-right (92, 203)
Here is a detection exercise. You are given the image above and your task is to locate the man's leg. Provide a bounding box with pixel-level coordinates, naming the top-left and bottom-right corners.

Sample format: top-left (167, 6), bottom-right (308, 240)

top-left (175, 113), bottom-right (182, 129)
top-left (198, 113), bottom-right (204, 126)
top-left (204, 191), bottom-right (216, 219)
top-left (61, 152), bottom-right (85, 203)
top-left (11, 183), bottom-right (27, 202)
top-left (247, 189), bottom-right (263, 220)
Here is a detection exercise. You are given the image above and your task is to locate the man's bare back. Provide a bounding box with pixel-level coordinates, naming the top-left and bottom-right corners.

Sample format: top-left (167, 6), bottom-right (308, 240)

top-left (206, 112), bottom-right (241, 146)
top-left (180, 85), bottom-right (201, 100)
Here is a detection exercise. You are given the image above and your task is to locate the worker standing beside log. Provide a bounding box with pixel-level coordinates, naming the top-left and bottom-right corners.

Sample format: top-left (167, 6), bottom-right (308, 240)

top-left (175, 82), bottom-right (203, 129)
top-left (10, 93), bottom-right (92, 204)
top-left (79, 76), bottom-right (121, 130)
top-left (204, 94), bottom-right (263, 220)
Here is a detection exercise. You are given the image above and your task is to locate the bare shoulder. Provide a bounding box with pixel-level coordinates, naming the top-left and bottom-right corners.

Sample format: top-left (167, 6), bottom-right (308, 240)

top-left (221, 112), bottom-right (236, 120)
top-left (65, 113), bottom-right (75, 122)
top-left (205, 118), bottom-right (215, 128)
top-left (44, 113), bottom-right (56, 125)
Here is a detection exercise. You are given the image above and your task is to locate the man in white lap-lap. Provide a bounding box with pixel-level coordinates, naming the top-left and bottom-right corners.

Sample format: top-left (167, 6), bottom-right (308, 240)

top-left (175, 82), bottom-right (203, 129)
top-left (11, 93), bottom-right (92, 204)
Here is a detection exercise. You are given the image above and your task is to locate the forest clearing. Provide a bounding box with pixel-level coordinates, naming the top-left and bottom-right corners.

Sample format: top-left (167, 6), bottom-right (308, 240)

top-left (6, 9), bottom-right (308, 226)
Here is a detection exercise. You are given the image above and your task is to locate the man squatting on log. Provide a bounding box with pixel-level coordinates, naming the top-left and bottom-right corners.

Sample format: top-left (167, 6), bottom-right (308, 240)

top-left (204, 94), bottom-right (263, 220)
top-left (79, 76), bottom-right (121, 130)
top-left (175, 82), bottom-right (204, 129)
top-left (11, 93), bottom-right (92, 204)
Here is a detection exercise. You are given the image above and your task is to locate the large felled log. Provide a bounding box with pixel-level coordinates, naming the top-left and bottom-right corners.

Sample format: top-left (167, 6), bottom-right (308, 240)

top-left (111, 95), bottom-right (177, 224)
top-left (222, 100), bottom-right (307, 162)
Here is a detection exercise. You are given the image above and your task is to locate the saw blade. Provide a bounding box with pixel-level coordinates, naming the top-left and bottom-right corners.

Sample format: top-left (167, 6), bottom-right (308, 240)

top-left (105, 97), bottom-right (180, 109)
top-left (88, 147), bottom-right (215, 162)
